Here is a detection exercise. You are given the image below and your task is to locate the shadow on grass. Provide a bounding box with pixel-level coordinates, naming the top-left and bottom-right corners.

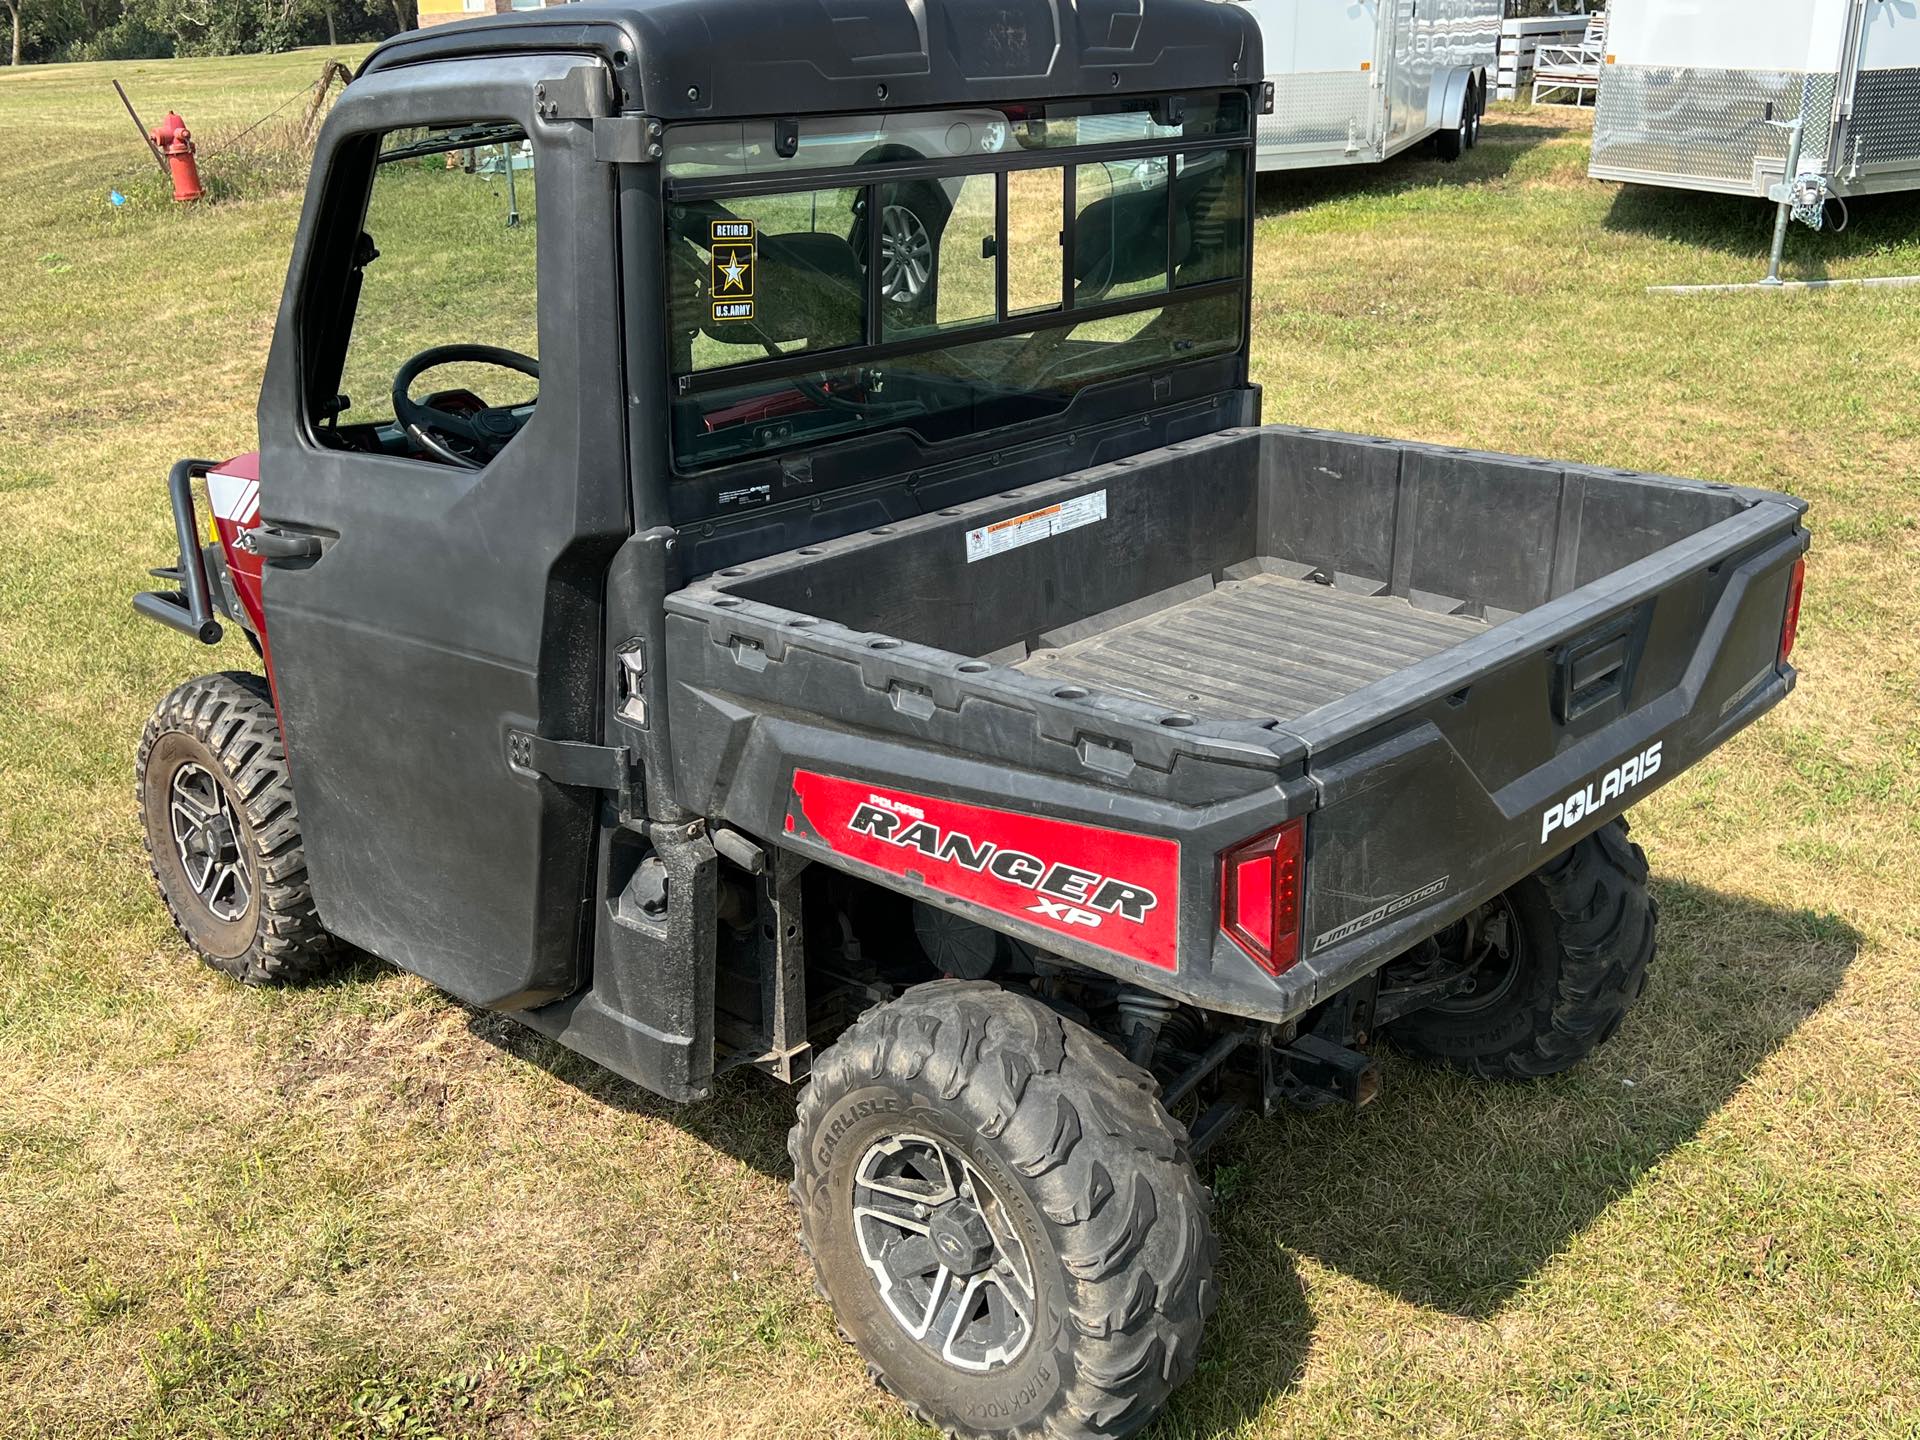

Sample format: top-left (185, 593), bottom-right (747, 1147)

top-left (467, 1016), bottom-right (801, 1177)
top-left (1602, 182), bottom-right (1920, 275)
top-left (1243, 877), bottom-right (1855, 1321)
top-left (1159, 878), bottom-right (1857, 1433)
top-left (296, 949), bottom-right (820, 1165)
top-left (1255, 111), bottom-right (1577, 219)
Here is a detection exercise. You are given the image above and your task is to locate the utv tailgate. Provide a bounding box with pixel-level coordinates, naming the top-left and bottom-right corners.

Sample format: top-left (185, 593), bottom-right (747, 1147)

top-left (666, 425), bottom-right (1807, 1021)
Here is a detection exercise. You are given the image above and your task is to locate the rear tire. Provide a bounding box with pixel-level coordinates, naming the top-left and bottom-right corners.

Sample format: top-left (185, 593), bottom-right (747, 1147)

top-left (137, 672), bottom-right (335, 986)
top-left (790, 980), bottom-right (1215, 1439)
top-left (1384, 820), bottom-right (1657, 1078)
top-left (1434, 82), bottom-right (1477, 161)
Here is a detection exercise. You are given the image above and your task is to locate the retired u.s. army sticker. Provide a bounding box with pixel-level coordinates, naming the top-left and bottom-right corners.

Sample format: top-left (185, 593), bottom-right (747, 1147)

top-left (710, 218), bottom-right (755, 322)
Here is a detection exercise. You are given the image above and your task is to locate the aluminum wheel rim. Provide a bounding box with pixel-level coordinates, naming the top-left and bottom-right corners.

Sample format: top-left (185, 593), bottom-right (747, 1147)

top-left (168, 761), bottom-right (251, 923)
top-left (879, 204), bottom-right (933, 305)
top-left (853, 1132), bottom-right (1036, 1373)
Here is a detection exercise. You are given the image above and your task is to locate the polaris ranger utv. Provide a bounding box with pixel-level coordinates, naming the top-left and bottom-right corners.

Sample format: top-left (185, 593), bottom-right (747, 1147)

top-left (133, 1), bottom-right (1809, 1433)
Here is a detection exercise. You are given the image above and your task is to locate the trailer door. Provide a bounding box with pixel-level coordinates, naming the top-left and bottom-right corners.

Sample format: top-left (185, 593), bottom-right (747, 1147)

top-left (1382, 0), bottom-right (1421, 152)
top-left (1844, 0), bottom-right (1920, 191)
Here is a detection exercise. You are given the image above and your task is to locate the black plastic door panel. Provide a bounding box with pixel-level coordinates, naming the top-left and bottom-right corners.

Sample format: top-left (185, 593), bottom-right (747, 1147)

top-left (253, 56), bottom-right (628, 1008)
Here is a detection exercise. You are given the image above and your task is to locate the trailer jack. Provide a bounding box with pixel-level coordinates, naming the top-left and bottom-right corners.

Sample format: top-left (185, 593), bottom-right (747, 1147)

top-left (1651, 108), bottom-right (1920, 296)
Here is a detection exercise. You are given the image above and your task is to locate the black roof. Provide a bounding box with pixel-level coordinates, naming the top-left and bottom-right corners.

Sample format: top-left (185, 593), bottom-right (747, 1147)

top-left (361, 0), bottom-right (1260, 121)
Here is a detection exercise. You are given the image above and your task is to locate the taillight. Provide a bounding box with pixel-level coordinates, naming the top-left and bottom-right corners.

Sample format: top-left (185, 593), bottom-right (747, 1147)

top-left (1779, 555), bottom-right (1807, 665)
top-left (1219, 820), bottom-right (1304, 977)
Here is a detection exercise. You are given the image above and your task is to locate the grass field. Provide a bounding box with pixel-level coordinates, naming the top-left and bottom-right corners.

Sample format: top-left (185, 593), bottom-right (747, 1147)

top-left (3, 49), bottom-right (1918, 1440)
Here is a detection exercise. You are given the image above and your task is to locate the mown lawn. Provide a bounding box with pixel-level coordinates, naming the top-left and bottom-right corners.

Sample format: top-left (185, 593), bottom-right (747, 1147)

top-left (3, 53), bottom-right (1918, 1440)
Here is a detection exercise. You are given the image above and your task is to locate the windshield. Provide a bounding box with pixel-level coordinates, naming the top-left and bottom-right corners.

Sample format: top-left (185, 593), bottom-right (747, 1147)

top-left (663, 92), bottom-right (1250, 475)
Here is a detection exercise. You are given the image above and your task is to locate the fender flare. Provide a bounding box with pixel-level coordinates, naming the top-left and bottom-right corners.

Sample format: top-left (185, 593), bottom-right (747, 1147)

top-left (1429, 66), bottom-right (1480, 135)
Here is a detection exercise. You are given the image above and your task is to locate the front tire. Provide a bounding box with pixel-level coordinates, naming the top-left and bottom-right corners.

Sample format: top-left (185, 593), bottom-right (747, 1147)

top-left (790, 980), bottom-right (1214, 1439)
top-left (137, 672), bottom-right (335, 986)
top-left (1384, 820), bottom-right (1657, 1078)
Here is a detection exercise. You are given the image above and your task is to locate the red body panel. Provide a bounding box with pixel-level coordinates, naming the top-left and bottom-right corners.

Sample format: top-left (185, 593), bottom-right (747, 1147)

top-left (203, 450), bottom-right (274, 687)
top-left (788, 771), bottom-right (1182, 972)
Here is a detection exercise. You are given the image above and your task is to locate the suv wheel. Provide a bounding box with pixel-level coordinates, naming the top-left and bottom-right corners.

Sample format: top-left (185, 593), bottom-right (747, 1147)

top-left (136, 672), bottom-right (335, 985)
top-left (864, 180), bottom-right (947, 321)
top-left (790, 980), bottom-right (1214, 1439)
top-left (1384, 819), bottom-right (1657, 1078)
top-left (881, 200), bottom-right (936, 307)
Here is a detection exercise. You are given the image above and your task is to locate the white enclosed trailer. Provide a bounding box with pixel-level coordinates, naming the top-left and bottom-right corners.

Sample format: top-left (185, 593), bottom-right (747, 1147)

top-left (1230, 0), bottom-right (1502, 173)
top-left (1592, 0), bottom-right (1920, 201)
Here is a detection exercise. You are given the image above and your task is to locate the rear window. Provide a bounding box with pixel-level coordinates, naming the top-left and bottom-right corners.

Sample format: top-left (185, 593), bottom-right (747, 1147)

top-left (663, 93), bottom-right (1250, 474)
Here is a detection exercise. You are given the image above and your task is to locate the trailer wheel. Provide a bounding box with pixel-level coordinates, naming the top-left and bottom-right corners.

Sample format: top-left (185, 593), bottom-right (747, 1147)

top-left (137, 672), bottom-right (335, 986)
top-left (1384, 820), bottom-right (1656, 1079)
top-left (790, 979), bottom-right (1215, 1439)
top-left (1435, 80), bottom-right (1477, 161)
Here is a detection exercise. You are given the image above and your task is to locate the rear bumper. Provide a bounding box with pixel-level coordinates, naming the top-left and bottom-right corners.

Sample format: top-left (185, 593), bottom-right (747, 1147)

top-left (685, 701), bottom-right (1320, 1020)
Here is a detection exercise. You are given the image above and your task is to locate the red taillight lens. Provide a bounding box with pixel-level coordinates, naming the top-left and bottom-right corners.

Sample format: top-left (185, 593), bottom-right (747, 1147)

top-left (1779, 555), bottom-right (1807, 665)
top-left (1219, 820), bottom-right (1304, 977)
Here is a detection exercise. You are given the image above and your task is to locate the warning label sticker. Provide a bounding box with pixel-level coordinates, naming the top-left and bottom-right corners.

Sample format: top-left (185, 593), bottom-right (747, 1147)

top-left (710, 218), bottom-right (755, 322)
top-left (964, 490), bottom-right (1107, 564)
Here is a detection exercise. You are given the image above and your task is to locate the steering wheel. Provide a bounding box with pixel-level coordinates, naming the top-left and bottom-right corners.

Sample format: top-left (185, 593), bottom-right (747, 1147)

top-left (392, 344), bottom-right (540, 470)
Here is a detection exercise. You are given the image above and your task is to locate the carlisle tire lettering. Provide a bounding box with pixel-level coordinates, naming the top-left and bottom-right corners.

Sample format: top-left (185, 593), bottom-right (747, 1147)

top-left (813, 1093), bottom-right (900, 1169)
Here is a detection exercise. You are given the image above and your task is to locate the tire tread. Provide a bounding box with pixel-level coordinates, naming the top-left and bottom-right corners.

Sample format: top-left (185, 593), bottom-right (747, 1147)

top-left (790, 980), bottom-right (1215, 1439)
top-left (1391, 819), bottom-right (1657, 1080)
top-left (136, 671), bottom-right (335, 986)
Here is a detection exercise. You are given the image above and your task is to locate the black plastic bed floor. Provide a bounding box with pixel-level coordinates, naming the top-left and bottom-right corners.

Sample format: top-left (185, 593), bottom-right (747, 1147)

top-left (1014, 569), bottom-right (1489, 721)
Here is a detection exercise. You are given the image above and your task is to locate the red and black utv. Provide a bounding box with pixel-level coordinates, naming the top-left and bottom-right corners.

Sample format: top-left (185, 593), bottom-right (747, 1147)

top-left (133, 2), bottom-right (1808, 1433)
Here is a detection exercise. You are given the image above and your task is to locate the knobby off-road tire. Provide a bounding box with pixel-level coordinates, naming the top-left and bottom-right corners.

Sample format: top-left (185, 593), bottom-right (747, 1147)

top-left (790, 980), bottom-right (1215, 1439)
top-left (1386, 818), bottom-right (1657, 1078)
top-left (136, 672), bottom-right (335, 985)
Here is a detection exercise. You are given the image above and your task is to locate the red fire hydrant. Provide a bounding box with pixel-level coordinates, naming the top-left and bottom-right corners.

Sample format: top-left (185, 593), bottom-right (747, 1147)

top-left (149, 111), bottom-right (204, 203)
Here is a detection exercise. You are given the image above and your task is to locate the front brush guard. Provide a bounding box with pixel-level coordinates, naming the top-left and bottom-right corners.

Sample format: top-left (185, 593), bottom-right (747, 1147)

top-left (133, 458), bottom-right (223, 645)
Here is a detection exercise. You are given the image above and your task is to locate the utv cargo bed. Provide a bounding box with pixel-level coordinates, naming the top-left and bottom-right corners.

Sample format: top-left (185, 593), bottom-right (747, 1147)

top-left (1011, 568), bottom-right (1489, 721)
top-left (666, 423), bottom-right (1806, 1020)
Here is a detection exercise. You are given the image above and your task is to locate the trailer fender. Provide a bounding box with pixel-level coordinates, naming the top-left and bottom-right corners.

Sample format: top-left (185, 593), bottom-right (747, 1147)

top-left (1430, 66), bottom-right (1478, 135)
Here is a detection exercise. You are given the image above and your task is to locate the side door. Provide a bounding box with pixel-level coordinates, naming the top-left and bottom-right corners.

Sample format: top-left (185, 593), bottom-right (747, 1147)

top-left (1842, 0), bottom-right (1913, 184)
top-left (253, 55), bottom-right (629, 1009)
top-left (1382, 0), bottom-right (1421, 150)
